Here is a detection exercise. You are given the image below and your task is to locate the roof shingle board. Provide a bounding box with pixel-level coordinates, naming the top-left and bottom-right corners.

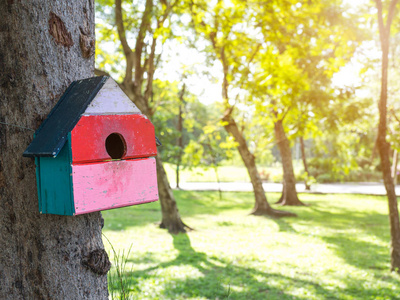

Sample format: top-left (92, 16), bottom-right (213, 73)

top-left (23, 76), bottom-right (109, 157)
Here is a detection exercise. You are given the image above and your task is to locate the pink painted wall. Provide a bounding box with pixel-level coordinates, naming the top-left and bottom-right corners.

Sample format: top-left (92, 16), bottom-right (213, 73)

top-left (72, 157), bottom-right (158, 215)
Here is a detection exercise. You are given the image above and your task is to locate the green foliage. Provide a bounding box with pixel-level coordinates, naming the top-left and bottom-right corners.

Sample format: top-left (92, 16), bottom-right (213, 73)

top-left (103, 191), bottom-right (400, 299)
top-left (94, 0), bottom-right (388, 185)
top-left (248, 0), bottom-right (367, 131)
top-left (187, 0), bottom-right (369, 182)
top-left (306, 94), bottom-right (380, 183)
top-left (151, 82), bottom-right (232, 171)
top-left (182, 123), bottom-right (235, 168)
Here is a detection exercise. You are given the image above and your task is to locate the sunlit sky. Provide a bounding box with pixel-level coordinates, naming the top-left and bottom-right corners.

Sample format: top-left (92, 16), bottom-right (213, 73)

top-left (156, 40), bottom-right (224, 105)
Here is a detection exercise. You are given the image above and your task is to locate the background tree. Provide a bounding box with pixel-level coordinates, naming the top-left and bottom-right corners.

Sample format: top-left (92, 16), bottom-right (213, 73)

top-left (0, 1), bottom-right (109, 298)
top-left (248, 0), bottom-right (362, 205)
top-left (150, 78), bottom-right (210, 186)
top-left (374, 0), bottom-right (400, 272)
top-left (95, 0), bottom-right (190, 233)
top-left (189, 0), bottom-right (295, 217)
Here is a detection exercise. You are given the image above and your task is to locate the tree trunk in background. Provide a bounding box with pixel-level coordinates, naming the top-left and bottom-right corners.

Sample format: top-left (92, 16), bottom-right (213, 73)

top-left (375, 0), bottom-right (400, 273)
top-left (156, 153), bottom-right (191, 233)
top-left (114, 0), bottom-right (189, 234)
top-left (176, 85), bottom-right (185, 189)
top-left (222, 113), bottom-right (296, 217)
top-left (391, 150), bottom-right (398, 186)
top-left (274, 120), bottom-right (305, 206)
top-left (0, 1), bottom-right (109, 299)
top-left (300, 137), bottom-right (311, 190)
top-left (117, 87), bottom-right (189, 234)
top-left (176, 103), bottom-right (183, 188)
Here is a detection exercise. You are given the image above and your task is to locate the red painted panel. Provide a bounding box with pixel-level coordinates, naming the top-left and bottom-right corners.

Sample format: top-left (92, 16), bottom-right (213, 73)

top-left (72, 157), bottom-right (158, 215)
top-left (71, 114), bottom-right (157, 163)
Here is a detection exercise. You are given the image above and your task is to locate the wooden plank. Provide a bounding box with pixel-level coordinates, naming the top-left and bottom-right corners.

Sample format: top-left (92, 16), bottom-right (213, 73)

top-left (72, 157), bottom-right (158, 215)
top-left (84, 77), bottom-right (141, 115)
top-left (70, 114), bottom-right (157, 164)
top-left (38, 141), bottom-right (75, 216)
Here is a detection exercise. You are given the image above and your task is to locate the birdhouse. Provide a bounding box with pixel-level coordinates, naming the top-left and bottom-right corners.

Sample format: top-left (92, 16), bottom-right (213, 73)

top-left (23, 76), bottom-right (159, 216)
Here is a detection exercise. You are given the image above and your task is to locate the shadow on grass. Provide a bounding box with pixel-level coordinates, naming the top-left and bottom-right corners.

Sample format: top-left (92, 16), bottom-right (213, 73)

top-left (268, 199), bottom-right (392, 272)
top-left (105, 192), bottom-right (400, 299)
top-left (102, 191), bottom-right (261, 231)
top-left (103, 191), bottom-right (392, 273)
top-left (272, 218), bottom-right (297, 233)
top-left (109, 233), bottom-right (366, 300)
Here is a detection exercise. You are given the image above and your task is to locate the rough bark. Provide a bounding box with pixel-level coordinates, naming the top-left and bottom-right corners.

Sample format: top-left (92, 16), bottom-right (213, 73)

top-left (156, 153), bottom-right (191, 233)
top-left (115, 0), bottom-right (188, 233)
top-left (274, 120), bottom-right (305, 206)
top-left (222, 113), bottom-right (296, 217)
top-left (0, 1), bottom-right (108, 299)
top-left (375, 0), bottom-right (400, 273)
top-left (300, 137), bottom-right (311, 190)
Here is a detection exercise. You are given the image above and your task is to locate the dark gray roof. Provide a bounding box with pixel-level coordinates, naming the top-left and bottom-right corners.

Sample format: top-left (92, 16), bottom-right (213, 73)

top-left (23, 76), bottom-right (109, 157)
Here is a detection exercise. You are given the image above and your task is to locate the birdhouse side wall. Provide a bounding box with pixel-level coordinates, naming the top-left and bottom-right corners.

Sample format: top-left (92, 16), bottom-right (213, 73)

top-left (36, 138), bottom-right (75, 216)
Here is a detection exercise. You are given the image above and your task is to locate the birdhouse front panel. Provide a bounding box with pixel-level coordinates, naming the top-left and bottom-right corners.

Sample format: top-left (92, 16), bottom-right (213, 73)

top-left (70, 114), bottom-right (157, 163)
top-left (72, 158), bottom-right (157, 215)
top-left (23, 76), bottom-right (159, 216)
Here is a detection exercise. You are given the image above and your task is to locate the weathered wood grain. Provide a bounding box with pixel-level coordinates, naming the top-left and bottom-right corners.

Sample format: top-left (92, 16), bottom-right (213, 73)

top-left (72, 157), bottom-right (158, 215)
top-left (71, 114), bottom-right (157, 163)
top-left (84, 77), bottom-right (141, 115)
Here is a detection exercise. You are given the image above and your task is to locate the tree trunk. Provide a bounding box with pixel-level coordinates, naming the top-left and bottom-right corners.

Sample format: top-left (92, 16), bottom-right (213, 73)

top-left (392, 150), bottom-right (398, 186)
top-left (176, 88), bottom-right (184, 189)
top-left (376, 0), bottom-right (400, 272)
top-left (222, 113), bottom-right (296, 217)
top-left (150, 106), bottom-right (188, 233)
top-left (274, 120), bottom-right (305, 206)
top-left (156, 153), bottom-right (191, 233)
top-left (0, 1), bottom-right (109, 299)
top-left (114, 0), bottom-right (189, 233)
top-left (300, 137), bottom-right (311, 190)
top-left (176, 164), bottom-right (181, 189)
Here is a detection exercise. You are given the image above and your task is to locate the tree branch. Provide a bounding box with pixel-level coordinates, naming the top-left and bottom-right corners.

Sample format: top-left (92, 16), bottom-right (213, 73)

top-left (390, 108), bottom-right (400, 125)
top-left (144, 35), bottom-right (157, 103)
top-left (387, 0), bottom-right (400, 34)
top-left (134, 0), bottom-right (153, 88)
top-left (115, 0), bottom-right (134, 84)
top-left (145, 0), bottom-right (177, 110)
top-left (94, 68), bottom-right (111, 77)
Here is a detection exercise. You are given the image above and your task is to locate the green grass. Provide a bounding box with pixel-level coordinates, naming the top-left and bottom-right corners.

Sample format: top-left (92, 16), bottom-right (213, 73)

top-left (102, 192), bottom-right (400, 300)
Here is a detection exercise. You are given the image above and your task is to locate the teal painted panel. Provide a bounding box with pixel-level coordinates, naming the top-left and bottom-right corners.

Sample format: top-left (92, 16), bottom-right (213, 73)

top-left (67, 133), bottom-right (75, 213)
top-left (35, 157), bottom-right (42, 213)
top-left (38, 139), bottom-right (75, 216)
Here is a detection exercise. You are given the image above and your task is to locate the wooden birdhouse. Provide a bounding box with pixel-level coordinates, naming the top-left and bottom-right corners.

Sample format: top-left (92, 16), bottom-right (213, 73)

top-left (23, 76), bottom-right (159, 216)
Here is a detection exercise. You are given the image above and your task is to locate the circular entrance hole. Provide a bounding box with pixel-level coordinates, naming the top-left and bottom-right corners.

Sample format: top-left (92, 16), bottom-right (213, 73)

top-left (105, 133), bottom-right (126, 159)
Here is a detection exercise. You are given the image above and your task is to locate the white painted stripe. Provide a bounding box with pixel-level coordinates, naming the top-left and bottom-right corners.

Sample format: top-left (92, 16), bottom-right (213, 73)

top-left (84, 77), bottom-right (141, 114)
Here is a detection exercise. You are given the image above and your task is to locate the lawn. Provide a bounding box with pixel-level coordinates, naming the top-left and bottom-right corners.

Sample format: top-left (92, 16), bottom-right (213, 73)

top-left (102, 191), bottom-right (400, 300)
